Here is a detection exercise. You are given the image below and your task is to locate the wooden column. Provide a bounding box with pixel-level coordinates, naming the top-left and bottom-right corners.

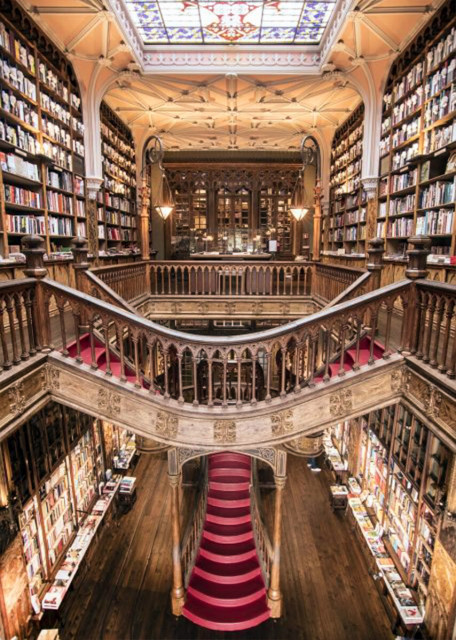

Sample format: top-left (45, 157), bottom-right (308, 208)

top-left (140, 173), bottom-right (151, 260)
top-left (402, 236), bottom-right (431, 355)
top-left (366, 237), bottom-right (385, 292)
top-left (86, 178), bottom-right (103, 259)
top-left (21, 235), bottom-right (48, 351)
top-left (312, 179), bottom-right (322, 261)
top-left (169, 471), bottom-right (185, 615)
top-left (268, 474), bottom-right (286, 617)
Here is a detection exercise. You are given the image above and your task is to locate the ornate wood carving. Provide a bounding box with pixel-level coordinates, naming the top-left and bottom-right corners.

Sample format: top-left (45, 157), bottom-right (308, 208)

top-left (7, 382), bottom-right (25, 416)
top-left (270, 410), bottom-right (294, 436)
top-left (214, 420), bottom-right (236, 443)
top-left (97, 389), bottom-right (121, 417)
top-left (155, 411), bottom-right (178, 439)
top-left (329, 389), bottom-right (353, 417)
top-left (41, 364), bottom-right (60, 392)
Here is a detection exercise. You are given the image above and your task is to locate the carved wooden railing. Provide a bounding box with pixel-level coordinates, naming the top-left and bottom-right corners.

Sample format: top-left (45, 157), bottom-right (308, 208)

top-left (250, 466), bottom-right (273, 587)
top-left (149, 261), bottom-right (313, 297)
top-left (90, 261), bottom-right (151, 303)
top-left (412, 281), bottom-right (456, 377)
top-left (0, 279), bottom-right (40, 371)
top-left (181, 460), bottom-right (208, 587)
top-left (37, 278), bottom-right (414, 406)
top-left (313, 263), bottom-right (366, 305)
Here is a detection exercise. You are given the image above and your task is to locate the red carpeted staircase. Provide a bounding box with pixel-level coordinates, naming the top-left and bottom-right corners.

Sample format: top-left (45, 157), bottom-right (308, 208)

top-left (314, 336), bottom-right (384, 383)
top-left (67, 333), bottom-right (148, 387)
top-left (182, 453), bottom-right (270, 631)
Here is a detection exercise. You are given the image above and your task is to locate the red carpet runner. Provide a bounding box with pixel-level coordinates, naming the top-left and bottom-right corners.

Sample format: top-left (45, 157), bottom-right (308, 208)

top-left (182, 453), bottom-right (271, 631)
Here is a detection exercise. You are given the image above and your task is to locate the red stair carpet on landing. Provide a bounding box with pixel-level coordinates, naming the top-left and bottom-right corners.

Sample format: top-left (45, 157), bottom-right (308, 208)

top-left (182, 453), bottom-right (270, 631)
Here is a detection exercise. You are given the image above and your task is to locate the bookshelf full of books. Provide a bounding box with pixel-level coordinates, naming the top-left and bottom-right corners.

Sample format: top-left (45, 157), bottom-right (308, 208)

top-left (99, 101), bottom-right (137, 252)
top-left (378, 3), bottom-right (456, 262)
top-left (7, 403), bottom-right (104, 606)
top-left (0, 3), bottom-right (87, 260)
top-left (325, 103), bottom-right (367, 257)
top-left (342, 403), bottom-right (452, 607)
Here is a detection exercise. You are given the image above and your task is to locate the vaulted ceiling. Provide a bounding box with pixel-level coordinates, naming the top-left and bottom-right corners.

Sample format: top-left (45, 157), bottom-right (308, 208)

top-left (21, 0), bottom-right (440, 151)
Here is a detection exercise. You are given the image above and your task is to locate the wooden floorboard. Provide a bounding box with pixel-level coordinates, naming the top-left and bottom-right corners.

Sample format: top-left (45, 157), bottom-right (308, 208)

top-left (58, 453), bottom-right (394, 640)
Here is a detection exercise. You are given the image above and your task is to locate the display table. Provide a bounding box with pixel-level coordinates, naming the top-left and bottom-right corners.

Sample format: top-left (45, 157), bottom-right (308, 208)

top-left (41, 478), bottom-right (121, 611)
top-left (118, 476), bottom-right (137, 508)
top-left (330, 485), bottom-right (348, 511)
top-left (347, 496), bottom-right (424, 634)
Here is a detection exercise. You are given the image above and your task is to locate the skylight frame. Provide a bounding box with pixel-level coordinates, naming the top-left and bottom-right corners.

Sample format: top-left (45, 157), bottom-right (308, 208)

top-left (122, 0), bottom-right (338, 47)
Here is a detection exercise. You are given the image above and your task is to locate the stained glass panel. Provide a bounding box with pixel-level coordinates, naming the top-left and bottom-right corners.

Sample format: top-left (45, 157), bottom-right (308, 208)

top-left (124, 0), bottom-right (337, 45)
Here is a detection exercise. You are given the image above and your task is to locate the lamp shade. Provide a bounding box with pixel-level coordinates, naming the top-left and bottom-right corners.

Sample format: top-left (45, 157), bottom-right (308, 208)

top-left (290, 170), bottom-right (309, 221)
top-left (153, 167), bottom-right (174, 221)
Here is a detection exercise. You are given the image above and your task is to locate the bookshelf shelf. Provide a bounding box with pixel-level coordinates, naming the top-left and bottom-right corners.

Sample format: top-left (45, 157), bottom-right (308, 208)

top-left (0, 3), bottom-right (87, 260)
top-left (325, 103), bottom-right (366, 256)
top-left (378, 8), bottom-right (456, 261)
top-left (99, 101), bottom-right (137, 254)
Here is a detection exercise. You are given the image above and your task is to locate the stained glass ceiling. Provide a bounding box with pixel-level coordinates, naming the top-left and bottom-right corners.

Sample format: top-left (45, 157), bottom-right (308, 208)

top-left (124, 0), bottom-right (337, 45)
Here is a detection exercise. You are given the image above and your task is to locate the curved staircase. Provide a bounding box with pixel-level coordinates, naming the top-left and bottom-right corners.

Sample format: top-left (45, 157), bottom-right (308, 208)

top-left (182, 453), bottom-right (270, 631)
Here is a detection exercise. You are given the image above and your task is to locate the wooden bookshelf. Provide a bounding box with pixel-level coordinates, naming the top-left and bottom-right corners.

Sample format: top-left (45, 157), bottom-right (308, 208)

top-left (325, 104), bottom-right (367, 258)
top-left (5, 402), bottom-right (105, 604)
top-left (0, 2), bottom-right (86, 260)
top-left (99, 101), bottom-right (137, 252)
top-left (378, 2), bottom-right (456, 261)
top-left (354, 404), bottom-right (451, 607)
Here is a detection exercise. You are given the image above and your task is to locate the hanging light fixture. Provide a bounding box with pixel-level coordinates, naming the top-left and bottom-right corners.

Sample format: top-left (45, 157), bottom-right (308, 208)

top-left (289, 168), bottom-right (309, 221)
top-left (144, 135), bottom-right (175, 221)
top-left (154, 166), bottom-right (174, 221)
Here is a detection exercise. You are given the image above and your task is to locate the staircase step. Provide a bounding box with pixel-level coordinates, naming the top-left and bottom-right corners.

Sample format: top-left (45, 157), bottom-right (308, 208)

top-left (193, 556), bottom-right (262, 584)
top-left (209, 468), bottom-right (250, 479)
top-left (207, 491), bottom-right (250, 509)
top-left (183, 593), bottom-right (270, 632)
top-left (206, 505), bottom-right (251, 525)
top-left (209, 479), bottom-right (250, 492)
top-left (209, 455), bottom-right (251, 469)
top-left (199, 538), bottom-right (256, 563)
top-left (187, 575), bottom-right (266, 607)
top-left (202, 526), bottom-right (253, 545)
top-left (329, 362), bottom-right (352, 376)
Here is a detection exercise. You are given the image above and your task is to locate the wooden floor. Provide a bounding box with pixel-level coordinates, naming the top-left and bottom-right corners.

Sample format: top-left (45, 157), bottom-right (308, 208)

top-left (58, 454), bottom-right (394, 640)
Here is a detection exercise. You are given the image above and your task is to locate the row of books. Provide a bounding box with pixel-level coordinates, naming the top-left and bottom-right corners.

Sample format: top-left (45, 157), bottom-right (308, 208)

top-left (394, 60), bottom-right (423, 101)
top-left (0, 55), bottom-right (37, 101)
top-left (423, 84), bottom-right (456, 128)
top-left (416, 209), bottom-right (454, 235)
top-left (389, 194), bottom-right (416, 215)
top-left (46, 191), bottom-right (73, 214)
top-left (387, 217), bottom-right (414, 238)
top-left (0, 151), bottom-right (39, 180)
top-left (40, 91), bottom-right (71, 126)
top-left (4, 184), bottom-right (41, 207)
top-left (38, 61), bottom-right (68, 101)
top-left (392, 142), bottom-right (420, 171)
top-left (423, 120), bottom-right (456, 154)
top-left (1, 89), bottom-right (39, 129)
top-left (392, 93), bottom-right (422, 127)
top-left (6, 213), bottom-right (45, 234)
top-left (425, 27), bottom-right (456, 74)
top-left (0, 20), bottom-right (36, 75)
top-left (392, 117), bottom-right (420, 148)
top-left (41, 114), bottom-right (71, 148)
top-left (102, 140), bottom-right (136, 173)
top-left (391, 169), bottom-right (417, 193)
top-left (419, 180), bottom-right (455, 208)
top-left (425, 59), bottom-right (456, 100)
top-left (0, 119), bottom-right (38, 154)
top-left (101, 122), bottom-right (135, 158)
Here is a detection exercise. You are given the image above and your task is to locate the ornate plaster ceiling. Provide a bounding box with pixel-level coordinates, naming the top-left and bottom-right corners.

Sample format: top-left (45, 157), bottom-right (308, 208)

top-left (20, 0), bottom-right (440, 152)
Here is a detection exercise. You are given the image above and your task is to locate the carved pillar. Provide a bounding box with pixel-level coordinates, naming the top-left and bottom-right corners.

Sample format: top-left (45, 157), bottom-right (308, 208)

top-left (312, 180), bottom-right (322, 261)
top-left (405, 235), bottom-right (431, 280)
top-left (366, 237), bottom-right (385, 291)
top-left (361, 177), bottom-right (379, 262)
top-left (140, 170), bottom-right (151, 260)
top-left (169, 471), bottom-right (185, 615)
top-left (284, 432), bottom-right (324, 457)
top-left (21, 235), bottom-right (48, 351)
top-left (71, 237), bottom-right (89, 292)
top-left (86, 177), bottom-right (103, 259)
top-left (268, 474), bottom-right (286, 618)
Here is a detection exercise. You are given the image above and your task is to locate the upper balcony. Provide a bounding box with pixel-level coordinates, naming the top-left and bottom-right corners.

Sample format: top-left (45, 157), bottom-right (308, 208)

top-left (1, 234), bottom-right (455, 454)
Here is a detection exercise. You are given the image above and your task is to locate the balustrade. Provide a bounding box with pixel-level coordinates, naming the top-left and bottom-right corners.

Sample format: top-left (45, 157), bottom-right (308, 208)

top-left (0, 279), bottom-right (38, 371)
top-left (181, 461), bottom-right (209, 587)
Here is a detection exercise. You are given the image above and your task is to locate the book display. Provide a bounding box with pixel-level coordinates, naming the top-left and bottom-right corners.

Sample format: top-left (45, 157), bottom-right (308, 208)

top-left (331, 403), bottom-right (451, 607)
top-left (0, 4), bottom-right (86, 260)
top-left (5, 403), bottom-right (105, 607)
top-left (378, 9), bottom-right (456, 262)
top-left (324, 104), bottom-right (367, 257)
top-left (113, 429), bottom-right (136, 471)
top-left (259, 183), bottom-right (292, 256)
top-left (99, 102), bottom-right (137, 253)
